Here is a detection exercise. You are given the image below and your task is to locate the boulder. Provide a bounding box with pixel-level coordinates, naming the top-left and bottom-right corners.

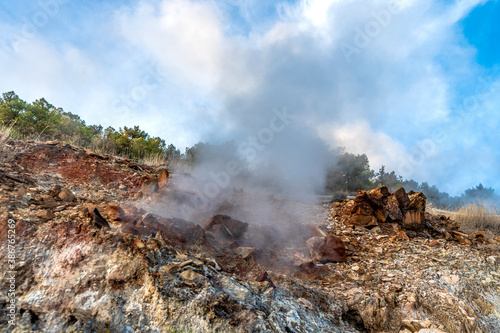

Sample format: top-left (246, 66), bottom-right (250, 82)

top-left (306, 235), bottom-right (347, 263)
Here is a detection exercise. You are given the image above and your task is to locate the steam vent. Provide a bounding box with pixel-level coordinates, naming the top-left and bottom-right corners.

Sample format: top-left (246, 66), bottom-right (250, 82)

top-left (0, 138), bottom-right (497, 332)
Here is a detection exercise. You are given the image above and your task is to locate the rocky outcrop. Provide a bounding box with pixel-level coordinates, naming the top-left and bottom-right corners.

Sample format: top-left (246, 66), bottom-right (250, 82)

top-left (0, 139), bottom-right (499, 332)
top-left (332, 187), bottom-right (459, 239)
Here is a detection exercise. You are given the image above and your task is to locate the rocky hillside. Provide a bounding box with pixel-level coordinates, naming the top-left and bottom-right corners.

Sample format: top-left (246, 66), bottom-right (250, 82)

top-left (0, 136), bottom-right (499, 333)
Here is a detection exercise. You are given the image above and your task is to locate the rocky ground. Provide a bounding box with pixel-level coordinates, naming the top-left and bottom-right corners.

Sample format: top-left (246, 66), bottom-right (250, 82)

top-left (0, 136), bottom-right (499, 333)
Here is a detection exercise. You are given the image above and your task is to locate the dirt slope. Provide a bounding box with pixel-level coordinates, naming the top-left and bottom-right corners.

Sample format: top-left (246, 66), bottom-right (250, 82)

top-left (0, 136), bottom-right (499, 332)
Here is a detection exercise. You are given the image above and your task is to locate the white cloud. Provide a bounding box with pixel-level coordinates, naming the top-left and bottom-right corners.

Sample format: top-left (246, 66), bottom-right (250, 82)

top-left (1, 0), bottom-right (499, 194)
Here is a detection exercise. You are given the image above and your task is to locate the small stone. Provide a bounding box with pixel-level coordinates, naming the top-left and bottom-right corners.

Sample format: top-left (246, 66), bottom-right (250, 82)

top-left (486, 256), bottom-right (496, 266)
top-left (106, 204), bottom-right (125, 221)
top-left (429, 239), bottom-right (440, 247)
top-left (397, 230), bottom-right (410, 241)
top-left (297, 297), bottom-right (314, 310)
top-left (235, 247), bottom-right (256, 259)
top-left (180, 269), bottom-right (205, 286)
top-left (36, 209), bottom-right (55, 220)
top-left (58, 188), bottom-right (76, 202)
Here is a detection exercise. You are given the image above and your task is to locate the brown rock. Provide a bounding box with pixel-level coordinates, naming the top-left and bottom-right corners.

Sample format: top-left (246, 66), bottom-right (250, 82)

top-left (106, 204), bottom-right (125, 221)
top-left (383, 195), bottom-right (403, 221)
top-left (141, 178), bottom-right (159, 195)
top-left (306, 235), bottom-right (347, 263)
top-left (373, 208), bottom-right (387, 223)
top-left (469, 231), bottom-right (486, 240)
top-left (429, 239), bottom-right (441, 247)
top-left (402, 211), bottom-right (425, 231)
top-left (37, 209), bottom-right (55, 220)
top-left (158, 169), bottom-right (169, 188)
top-left (308, 224), bottom-right (327, 238)
top-left (407, 191), bottom-right (426, 211)
top-left (202, 215), bottom-right (248, 239)
top-left (393, 187), bottom-right (410, 209)
top-left (180, 269), bottom-right (205, 286)
top-left (120, 224), bottom-right (153, 237)
top-left (297, 261), bottom-right (318, 275)
top-left (397, 230), bottom-right (409, 241)
top-left (58, 188), bottom-right (76, 202)
top-left (368, 186), bottom-right (389, 198)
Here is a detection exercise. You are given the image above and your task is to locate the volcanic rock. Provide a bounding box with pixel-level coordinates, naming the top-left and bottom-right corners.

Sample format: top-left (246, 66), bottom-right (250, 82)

top-left (105, 204), bottom-right (125, 221)
top-left (393, 187), bottom-right (410, 209)
top-left (93, 208), bottom-right (111, 229)
top-left (36, 209), bottom-right (55, 220)
top-left (120, 224), bottom-right (153, 237)
top-left (202, 214), bottom-right (248, 239)
top-left (306, 235), bottom-right (347, 263)
top-left (158, 169), bottom-right (169, 189)
top-left (383, 194), bottom-right (403, 221)
top-left (407, 191), bottom-right (427, 211)
top-left (58, 188), bottom-right (76, 202)
top-left (402, 211), bottom-right (425, 231)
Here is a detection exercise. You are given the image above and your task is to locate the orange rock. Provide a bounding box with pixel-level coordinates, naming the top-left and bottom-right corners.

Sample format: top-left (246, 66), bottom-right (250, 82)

top-left (158, 169), bottom-right (169, 188)
top-left (106, 204), bottom-right (125, 221)
top-left (429, 239), bottom-right (440, 247)
top-left (397, 230), bottom-right (409, 241)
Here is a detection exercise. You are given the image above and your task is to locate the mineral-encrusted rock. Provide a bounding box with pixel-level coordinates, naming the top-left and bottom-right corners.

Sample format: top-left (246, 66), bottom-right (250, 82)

top-left (306, 235), bottom-right (347, 263)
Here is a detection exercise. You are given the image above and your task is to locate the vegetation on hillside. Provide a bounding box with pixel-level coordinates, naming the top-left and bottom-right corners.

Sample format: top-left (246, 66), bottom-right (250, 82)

top-left (1, 91), bottom-right (497, 208)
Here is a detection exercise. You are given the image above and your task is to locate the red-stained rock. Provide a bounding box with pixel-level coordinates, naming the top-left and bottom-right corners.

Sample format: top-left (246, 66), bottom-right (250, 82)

top-left (202, 215), bottom-right (248, 239)
top-left (158, 169), bottom-right (169, 189)
top-left (306, 235), bottom-right (347, 263)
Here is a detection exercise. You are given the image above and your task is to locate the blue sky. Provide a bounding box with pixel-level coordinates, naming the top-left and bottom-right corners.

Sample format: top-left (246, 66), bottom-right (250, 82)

top-left (0, 0), bottom-right (499, 195)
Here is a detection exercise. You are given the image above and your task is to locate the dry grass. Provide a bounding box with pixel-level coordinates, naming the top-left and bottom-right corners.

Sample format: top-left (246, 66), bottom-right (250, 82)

top-left (454, 202), bottom-right (500, 236)
top-left (0, 121), bottom-right (15, 163)
top-left (140, 152), bottom-right (168, 167)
